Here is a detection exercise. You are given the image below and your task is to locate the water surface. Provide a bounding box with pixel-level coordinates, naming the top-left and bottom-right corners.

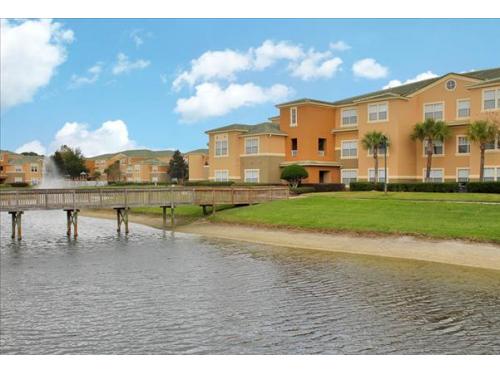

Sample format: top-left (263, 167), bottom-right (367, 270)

top-left (1, 211), bottom-right (499, 354)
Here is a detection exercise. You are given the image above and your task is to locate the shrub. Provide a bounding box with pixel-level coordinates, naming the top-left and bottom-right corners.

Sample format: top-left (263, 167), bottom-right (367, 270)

top-left (280, 165), bottom-right (308, 188)
top-left (466, 181), bottom-right (500, 194)
top-left (9, 182), bottom-right (30, 188)
top-left (349, 182), bottom-right (384, 191)
top-left (184, 180), bottom-right (235, 187)
top-left (290, 186), bottom-right (315, 195)
top-left (302, 183), bottom-right (346, 192)
top-left (349, 181), bottom-right (460, 192)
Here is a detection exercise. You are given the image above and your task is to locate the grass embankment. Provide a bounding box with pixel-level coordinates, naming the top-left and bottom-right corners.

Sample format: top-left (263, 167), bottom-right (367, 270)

top-left (209, 192), bottom-right (500, 243)
top-left (130, 205), bottom-right (233, 226)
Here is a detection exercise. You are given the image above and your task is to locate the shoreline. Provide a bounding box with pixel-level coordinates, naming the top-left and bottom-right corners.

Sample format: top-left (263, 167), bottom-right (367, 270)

top-left (80, 210), bottom-right (500, 271)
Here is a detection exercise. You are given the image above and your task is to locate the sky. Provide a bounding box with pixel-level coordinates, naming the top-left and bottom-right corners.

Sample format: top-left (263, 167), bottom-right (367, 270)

top-left (1, 18), bottom-right (500, 157)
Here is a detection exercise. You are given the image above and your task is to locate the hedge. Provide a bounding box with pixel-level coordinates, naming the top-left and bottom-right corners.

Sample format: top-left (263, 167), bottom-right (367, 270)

top-left (9, 182), bottom-right (30, 188)
top-left (301, 183), bottom-right (345, 192)
top-left (290, 187), bottom-right (316, 195)
top-left (184, 180), bottom-right (235, 186)
top-left (466, 181), bottom-right (500, 194)
top-left (349, 182), bottom-right (459, 192)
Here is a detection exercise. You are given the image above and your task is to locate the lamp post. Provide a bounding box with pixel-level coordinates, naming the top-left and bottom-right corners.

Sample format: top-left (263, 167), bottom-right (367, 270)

top-left (382, 137), bottom-right (388, 194)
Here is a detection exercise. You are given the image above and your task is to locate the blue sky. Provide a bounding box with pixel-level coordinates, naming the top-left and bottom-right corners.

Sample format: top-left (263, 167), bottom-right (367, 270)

top-left (2, 18), bottom-right (500, 156)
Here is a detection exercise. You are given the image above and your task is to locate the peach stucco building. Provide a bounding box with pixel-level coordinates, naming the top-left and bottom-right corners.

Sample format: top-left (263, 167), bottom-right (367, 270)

top-left (0, 150), bottom-right (44, 185)
top-left (189, 67), bottom-right (500, 185)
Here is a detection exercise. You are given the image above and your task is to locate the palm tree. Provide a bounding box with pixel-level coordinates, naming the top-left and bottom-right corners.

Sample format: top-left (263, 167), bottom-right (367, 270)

top-left (361, 131), bottom-right (390, 183)
top-left (467, 120), bottom-right (498, 181)
top-left (410, 118), bottom-right (451, 182)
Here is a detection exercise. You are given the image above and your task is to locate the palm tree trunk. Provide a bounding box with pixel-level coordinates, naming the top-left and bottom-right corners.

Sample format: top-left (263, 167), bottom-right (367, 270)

top-left (374, 150), bottom-right (379, 184)
top-left (425, 140), bottom-right (433, 182)
top-left (479, 144), bottom-right (485, 182)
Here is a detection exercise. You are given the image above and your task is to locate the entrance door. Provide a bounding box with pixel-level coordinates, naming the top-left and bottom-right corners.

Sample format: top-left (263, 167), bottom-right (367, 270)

top-left (319, 170), bottom-right (329, 183)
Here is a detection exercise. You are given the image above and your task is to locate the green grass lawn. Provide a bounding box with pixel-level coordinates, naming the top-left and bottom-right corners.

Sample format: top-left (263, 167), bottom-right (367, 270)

top-left (314, 191), bottom-right (500, 202)
top-left (131, 204), bottom-right (233, 225)
top-left (210, 194), bottom-right (500, 243)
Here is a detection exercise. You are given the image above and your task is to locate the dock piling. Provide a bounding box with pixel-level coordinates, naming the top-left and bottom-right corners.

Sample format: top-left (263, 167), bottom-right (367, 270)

top-left (115, 207), bottom-right (129, 234)
top-left (64, 209), bottom-right (79, 239)
top-left (9, 211), bottom-right (23, 240)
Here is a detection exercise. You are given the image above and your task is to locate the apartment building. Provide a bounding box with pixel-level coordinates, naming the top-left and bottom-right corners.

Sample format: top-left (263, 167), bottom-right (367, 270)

top-left (185, 149), bottom-right (209, 181)
top-left (0, 150), bottom-right (44, 185)
top-left (87, 149), bottom-right (174, 183)
top-left (189, 67), bottom-right (500, 185)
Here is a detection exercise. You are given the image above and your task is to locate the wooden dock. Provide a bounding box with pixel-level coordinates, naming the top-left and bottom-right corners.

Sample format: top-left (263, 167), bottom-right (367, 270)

top-left (0, 187), bottom-right (289, 239)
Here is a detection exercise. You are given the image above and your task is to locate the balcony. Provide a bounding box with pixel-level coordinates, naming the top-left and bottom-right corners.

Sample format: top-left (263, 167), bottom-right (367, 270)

top-left (291, 150), bottom-right (298, 157)
top-left (317, 150), bottom-right (325, 157)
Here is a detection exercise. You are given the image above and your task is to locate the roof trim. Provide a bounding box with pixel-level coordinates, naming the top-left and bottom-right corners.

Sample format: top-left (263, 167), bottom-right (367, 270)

top-left (280, 160), bottom-right (341, 167)
top-left (275, 98), bottom-right (336, 108)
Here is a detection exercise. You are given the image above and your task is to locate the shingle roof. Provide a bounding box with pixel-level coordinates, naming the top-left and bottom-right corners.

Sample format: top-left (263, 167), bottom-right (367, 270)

top-left (275, 66), bottom-right (500, 107)
top-left (89, 149), bottom-right (175, 160)
top-left (205, 122), bottom-right (286, 136)
top-left (186, 148), bottom-right (209, 155)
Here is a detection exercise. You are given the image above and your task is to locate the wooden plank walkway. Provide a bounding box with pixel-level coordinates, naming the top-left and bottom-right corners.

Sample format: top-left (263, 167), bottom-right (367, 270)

top-left (0, 187), bottom-right (289, 212)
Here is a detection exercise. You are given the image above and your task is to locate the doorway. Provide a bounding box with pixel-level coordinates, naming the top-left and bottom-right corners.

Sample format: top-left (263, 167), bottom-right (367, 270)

top-left (319, 170), bottom-right (329, 183)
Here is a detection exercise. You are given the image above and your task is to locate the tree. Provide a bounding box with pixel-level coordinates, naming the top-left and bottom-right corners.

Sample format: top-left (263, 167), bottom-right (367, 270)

top-left (281, 164), bottom-right (308, 188)
top-left (168, 150), bottom-right (188, 183)
top-left (92, 170), bottom-right (102, 181)
top-left (104, 161), bottom-right (121, 182)
top-left (410, 118), bottom-right (451, 182)
top-left (467, 120), bottom-right (498, 181)
top-left (20, 152), bottom-right (39, 156)
top-left (50, 145), bottom-right (88, 179)
top-left (361, 131), bottom-right (390, 184)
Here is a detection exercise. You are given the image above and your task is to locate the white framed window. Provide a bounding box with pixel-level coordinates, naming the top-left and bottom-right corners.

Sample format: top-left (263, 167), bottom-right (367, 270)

top-left (368, 168), bottom-right (387, 183)
top-left (214, 170), bottom-right (229, 182)
top-left (457, 99), bottom-right (470, 118)
top-left (341, 169), bottom-right (357, 186)
top-left (30, 164), bottom-right (38, 173)
top-left (368, 144), bottom-right (388, 156)
top-left (152, 166), bottom-right (158, 172)
top-left (457, 168), bottom-right (469, 182)
top-left (134, 165), bottom-right (141, 171)
top-left (245, 138), bottom-right (259, 154)
top-left (244, 169), bottom-right (259, 183)
top-left (152, 176), bottom-right (158, 183)
top-left (424, 102), bottom-right (444, 120)
top-left (424, 169), bottom-right (444, 183)
top-left (14, 177), bottom-right (22, 183)
top-left (457, 136), bottom-right (470, 154)
top-left (341, 108), bottom-right (358, 126)
top-left (483, 88), bottom-right (500, 111)
top-left (423, 139), bottom-right (444, 155)
top-left (31, 178), bottom-right (39, 185)
top-left (215, 139), bottom-right (228, 156)
top-left (341, 140), bottom-right (357, 159)
top-left (368, 102), bottom-right (388, 122)
top-left (127, 165), bottom-right (133, 172)
top-left (290, 107), bottom-right (298, 127)
top-left (483, 168), bottom-right (495, 182)
top-left (485, 135), bottom-right (500, 151)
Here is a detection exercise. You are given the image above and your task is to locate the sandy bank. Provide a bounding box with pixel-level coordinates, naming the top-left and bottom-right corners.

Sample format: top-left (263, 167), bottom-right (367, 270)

top-left (81, 210), bottom-right (500, 271)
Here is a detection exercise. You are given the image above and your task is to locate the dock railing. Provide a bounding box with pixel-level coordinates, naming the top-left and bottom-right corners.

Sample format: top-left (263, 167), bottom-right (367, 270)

top-left (0, 186), bottom-right (289, 212)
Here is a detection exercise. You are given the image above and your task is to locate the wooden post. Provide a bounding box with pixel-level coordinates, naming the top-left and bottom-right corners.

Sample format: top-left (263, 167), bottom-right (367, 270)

top-left (231, 187), bottom-right (235, 205)
top-left (170, 205), bottom-right (175, 228)
top-left (16, 212), bottom-right (22, 241)
top-left (11, 212), bottom-right (16, 239)
top-left (162, 206), bottom-right (167, 228)
top-left (67, 210), bottom-right (71, 237)
top-left (99, 188), bottom-right (103, 208)
top-left (124, 208), bottom-right (129, 234)
top-left (9, 211), bottom-right (23, 241)
top-left (114, 207), bottom-right (129, 234)
top-left (116, 208), bottom-right (121, 233)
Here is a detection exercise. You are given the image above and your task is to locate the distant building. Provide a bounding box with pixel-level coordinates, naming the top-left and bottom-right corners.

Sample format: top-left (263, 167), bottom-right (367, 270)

top-left (185, 149), bottom-right (209, 181)
top-left (0, 150), bottom-right (44, 185)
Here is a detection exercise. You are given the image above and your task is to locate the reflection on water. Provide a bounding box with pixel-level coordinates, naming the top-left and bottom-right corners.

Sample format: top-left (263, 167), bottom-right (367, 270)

top-left (1, 211), bottom-right (500, 354)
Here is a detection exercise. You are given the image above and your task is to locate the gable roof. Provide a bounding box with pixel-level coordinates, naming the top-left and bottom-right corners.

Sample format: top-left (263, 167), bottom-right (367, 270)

top-left (275, 67), bottom-right (500, 108)
top-left (89, 149), bottom-right (175, 160)
top-left (186, 148), bottom-right (209, 155)
top-left (205, 122), bottom-right (286, 136)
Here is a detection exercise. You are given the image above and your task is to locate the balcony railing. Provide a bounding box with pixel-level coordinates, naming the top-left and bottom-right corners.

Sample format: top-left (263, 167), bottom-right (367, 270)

top-left (291, 150), bottom-right (298, 157)
top-left (318, 150), bottom-right (325, 157)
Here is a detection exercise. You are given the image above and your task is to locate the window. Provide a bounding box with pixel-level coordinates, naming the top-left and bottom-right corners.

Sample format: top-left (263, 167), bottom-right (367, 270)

top-left (446, 80), bottom-right (456, 91)
top-left (368, 168), bottom-right (387, 183)
top-left (426, 169), bottom-right (444, 183)
top-left (318, 138), bottom-right (326, 156)
top-left (424, 103), bottom-right (444, 120)
top-left (457, 136), bottom-right (470, 154)
top-left (424, 140), bottom-right (444, 155)
top-left (341, 108), bottom-right (358, 126)
top-left (214, 170), bottom-right (229, 182)
top-left (457, 99), bottom-right (470, 118)
top-left (245, 138), bottom-right (259, 154)
top-left (368, 102), bottom-right (388, 122)
top-left (14, 177), bottom-right (22, 183)
top-left (483, 88), bottom-right (500, 110)
top-left (15, 166), bottom-right (22, 172)
top-left (215, 139), bottom-right (228, 156)
top-left (291, 138), bottom-right (298, 157)
top-left (341, 169), bottom-right (357, 186)
top-left (457, 168), bottom-right (469, 182)
top-left (31, 178), bottom-right (39, 185)
top-left (30, 164), bottom-right (38, 173)
top-left (483, 168), bottom-right (496, 182)
top-left (244, 169), bottom-right (259, 183)
top-left (368, 144), bottom-right (388, 156)
top-left (485, 135), bottom-right (500, 150)
top-left (341, 141), bottom-right (357, 159)
top-left (152, 176), bottom-right (158, 183)
top-left (152, 166), bottom-right (158, 172)
top-left (134, 165), bottom-right (141, 171)
top-left (290, 107), bottom-right (298, 127)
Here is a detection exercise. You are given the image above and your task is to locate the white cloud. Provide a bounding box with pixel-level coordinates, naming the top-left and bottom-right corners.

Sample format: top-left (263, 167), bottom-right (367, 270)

top-left (112, 53), bottom-right (150, 75)
top-left (15, 140), bottom-right (47, 155)
top-left (329, 41), bottom-right (351, 51)
top-left (172, 49), bottom-right (252, 90)
top-left (382, 70), bottom-right (438, 89)
top-left (69, 63), bottom-right (103, 88)
top-left (175, 82), bottom-right (293, 122)
top-left (352, 58), bottom-right (389, 79)
top-left (253, 40), bottom-right (304, 70)
top-left (50, 120), bottom-right (138, 156)
top-left (289, 50), bottom-right (342, 80)
top-left (130, 30), bottom-right (143, 47)
top-left (1, 19), bottom-right (74, 110)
